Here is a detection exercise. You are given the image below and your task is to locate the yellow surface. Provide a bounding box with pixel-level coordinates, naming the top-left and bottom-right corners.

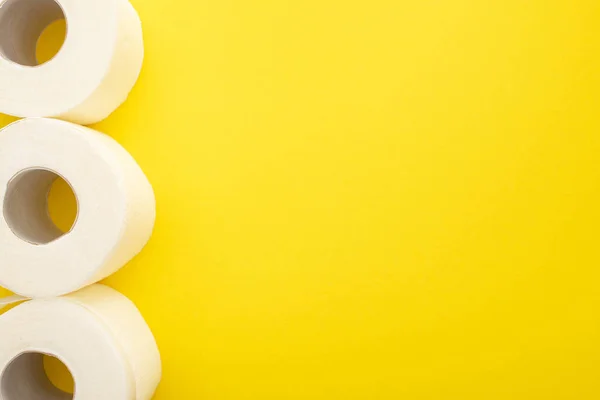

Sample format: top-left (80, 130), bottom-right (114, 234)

top-left (1, 0), bottom-right (600, 398)
top-left (42, 355), bottom-right (74, 393)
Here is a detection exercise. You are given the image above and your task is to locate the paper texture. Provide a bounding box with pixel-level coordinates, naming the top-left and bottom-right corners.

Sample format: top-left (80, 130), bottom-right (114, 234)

top-left (0, 118), bottom-right (155, 297)
top-left (0, 0), bottom-right (143, 124)
top-left (0, 284), bottom-right (161, 400)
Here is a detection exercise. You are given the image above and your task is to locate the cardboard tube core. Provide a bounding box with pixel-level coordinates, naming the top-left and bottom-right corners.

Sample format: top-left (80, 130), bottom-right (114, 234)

top-left (3, 168), bottom-right (78, 245)
top-left (1, 352), bottom-right (73, 400)
top-left (0, 0), bottom-right (65, 66)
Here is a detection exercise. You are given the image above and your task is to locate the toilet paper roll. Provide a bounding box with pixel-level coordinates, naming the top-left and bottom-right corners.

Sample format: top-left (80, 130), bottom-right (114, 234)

top-left (0, 118), bottom-right (155, 298)
top-left (0, 284), bottom-right (161, 400)
top-left (0, 0), bottom-right (143, 124)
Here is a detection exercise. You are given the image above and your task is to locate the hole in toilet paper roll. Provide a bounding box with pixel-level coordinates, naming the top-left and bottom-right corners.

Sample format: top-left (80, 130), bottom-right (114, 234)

top-left (43, 355), bottom-right (75, 394)
top-left (1, 352), bottom-right (74, 400)
top-left (47, 175), bottom-right (78, 235)
top-left (36, 18), bottom-right (66, 65)
top-left (0, 0), bottom-right (67, 66)
top-left (3, 168), bottom-right (79, 245)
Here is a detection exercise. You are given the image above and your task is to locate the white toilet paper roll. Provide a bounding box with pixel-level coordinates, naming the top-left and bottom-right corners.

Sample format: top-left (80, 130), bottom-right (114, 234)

top-left (0, 0), bottom-right (143, 124)
top-left (0, 284), bottom-right (161, 400)
top-left (0, 118), bottom-right (155, 298)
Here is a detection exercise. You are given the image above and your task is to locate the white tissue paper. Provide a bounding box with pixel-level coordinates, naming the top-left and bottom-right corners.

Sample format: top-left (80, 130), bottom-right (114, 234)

top-left (0, 118), bottom-right (155, 297)
top-left (0, 284), bottom-right (161, 400)
top-left (0, 0), bottom-right (143, 124)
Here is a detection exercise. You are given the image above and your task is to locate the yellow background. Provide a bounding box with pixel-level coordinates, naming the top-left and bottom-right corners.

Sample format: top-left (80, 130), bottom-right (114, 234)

top-left (2, 0), bottom-right (600, 398)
